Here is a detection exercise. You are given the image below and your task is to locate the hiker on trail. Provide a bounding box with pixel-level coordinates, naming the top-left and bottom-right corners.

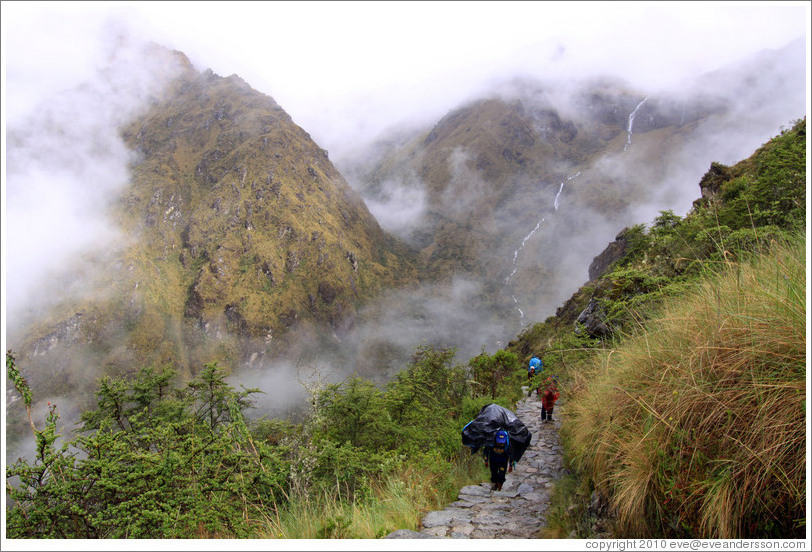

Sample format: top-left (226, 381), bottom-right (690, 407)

top-left (540, 376), bottom-right (560, 423)
top-left (528, 357), bottom-right (542, 379)
top-left (527, 366), bottom-right (537, 396)
top-left (483, 429), bottom-right (514, 491)
top-left (527, 356), bottom-right (544, 396)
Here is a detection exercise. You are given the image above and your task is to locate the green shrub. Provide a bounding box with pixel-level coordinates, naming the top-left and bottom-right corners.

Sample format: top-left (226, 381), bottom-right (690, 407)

top-left (6, 360), bottom-right (291, 538)
top-left (468, 348), bottom-right (521, 400)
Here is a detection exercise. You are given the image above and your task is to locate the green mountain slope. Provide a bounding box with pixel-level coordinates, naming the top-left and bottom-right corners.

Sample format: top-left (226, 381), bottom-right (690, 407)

top-left (117, 61), bottom-right (418, 348)
top-left (521, 118), bottom-right (806, 539)
top-left (9, 49), bottom-right (419, 423)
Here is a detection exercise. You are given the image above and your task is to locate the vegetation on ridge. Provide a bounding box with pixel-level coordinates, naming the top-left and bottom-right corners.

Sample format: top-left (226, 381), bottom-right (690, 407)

top-left (6, 345), bottom-right (526, 538)
top-left (5, 35), bottom-right (805, 538)
top-left (566, 234), bottom-right (805, 538)
top-left (516, 118), bottom-right (806, 539)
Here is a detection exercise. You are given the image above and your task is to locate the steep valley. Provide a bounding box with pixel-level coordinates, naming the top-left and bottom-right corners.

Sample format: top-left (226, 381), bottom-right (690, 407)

top-left (5, 37), bottom-right (806, 448)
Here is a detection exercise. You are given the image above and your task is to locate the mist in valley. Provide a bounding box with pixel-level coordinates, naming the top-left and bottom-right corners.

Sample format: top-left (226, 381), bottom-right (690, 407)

top-left (3, 3), bottom-right (808, 451)
top-left (331, 33), bottom-right (807, 375)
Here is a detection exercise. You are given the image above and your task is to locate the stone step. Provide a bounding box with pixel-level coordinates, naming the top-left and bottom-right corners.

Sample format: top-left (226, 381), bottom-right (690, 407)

top-left (401, 396), bottom-right (565, 539)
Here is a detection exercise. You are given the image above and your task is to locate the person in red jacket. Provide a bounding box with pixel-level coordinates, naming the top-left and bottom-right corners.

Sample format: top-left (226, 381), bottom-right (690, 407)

top-left (540, 376), bottom-right (559, 423)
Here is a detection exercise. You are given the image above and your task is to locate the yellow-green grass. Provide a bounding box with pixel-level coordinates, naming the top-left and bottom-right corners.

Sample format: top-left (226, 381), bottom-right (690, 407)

top-left (260, 452), bottom-right (485, 538)
top-left (565, 234), bottom-right (805, 538)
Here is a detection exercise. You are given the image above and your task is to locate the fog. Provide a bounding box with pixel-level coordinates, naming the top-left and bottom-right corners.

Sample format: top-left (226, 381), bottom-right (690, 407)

top-left (363, 170), bottom-right (427, 238)
top-left (3, 3), bottom-right (808, 445)
top-left (4, 27), bottom-right (188, 331)
top-left (4, 2), bottom-right (807, 155)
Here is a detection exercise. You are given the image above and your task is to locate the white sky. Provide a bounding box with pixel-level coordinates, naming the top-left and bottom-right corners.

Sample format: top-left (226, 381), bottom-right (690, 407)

top-left (2, 1), bottom-right (809, 155)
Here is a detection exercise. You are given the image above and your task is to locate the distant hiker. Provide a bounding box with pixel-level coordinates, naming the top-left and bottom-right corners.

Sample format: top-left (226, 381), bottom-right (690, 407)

top-left (483, 429), bottom-right (514, 491)
top-left (527, 357), bottom-right (544, 396)
top-left (528, 356), bottom-right (542, 376)
top-left (540, 376), bottom-right (560, 423)
top-left (527, 357), bottom-right (542, 396)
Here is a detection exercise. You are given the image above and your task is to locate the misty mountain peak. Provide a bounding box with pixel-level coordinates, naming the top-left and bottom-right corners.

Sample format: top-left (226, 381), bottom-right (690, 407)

top-left (13, 52), bottom-right (418, 400)
top-left (8, 37), bottom-right (805, 429)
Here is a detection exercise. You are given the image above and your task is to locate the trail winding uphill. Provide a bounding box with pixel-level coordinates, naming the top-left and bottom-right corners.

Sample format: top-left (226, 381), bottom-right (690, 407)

top-left (386, 394), bottom-right (565, 539)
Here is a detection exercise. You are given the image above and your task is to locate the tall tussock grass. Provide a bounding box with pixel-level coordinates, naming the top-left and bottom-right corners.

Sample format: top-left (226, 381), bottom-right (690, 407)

top-left (565, 235), bottom-right (805, 538)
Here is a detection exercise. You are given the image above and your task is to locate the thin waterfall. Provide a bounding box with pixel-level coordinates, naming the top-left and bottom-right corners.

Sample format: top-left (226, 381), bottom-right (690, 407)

top-left (511, 296), bottom-right (524, 319)
top-left (554, 171), bottom-right (579, 211)
top-left (553, 182), bottom-right (564, 211)
top-left (505, 172), bottom-right (581, 323)
top-left (505, 220), bottom-right (543, 284)
top-left (624, 97), bottom-right (647, 151)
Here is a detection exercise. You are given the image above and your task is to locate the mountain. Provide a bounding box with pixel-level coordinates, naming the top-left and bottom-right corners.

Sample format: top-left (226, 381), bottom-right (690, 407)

top-left (7, 46), bottom-right (418, 427)
top-left (6, 38), bottom-right (805, 438)
top-left (337, 37), bottom-right (806, 342)
top-left (116, 56), bottom-right (418, 357)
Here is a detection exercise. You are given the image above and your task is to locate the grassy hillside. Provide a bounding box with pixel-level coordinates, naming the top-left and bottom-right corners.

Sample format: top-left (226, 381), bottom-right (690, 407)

top-left (512, 118), bottom-right (806, 538)
top-left (6, 113), bottom-right (804, 539)
top-left (565, 233), bottom-right (805, 538)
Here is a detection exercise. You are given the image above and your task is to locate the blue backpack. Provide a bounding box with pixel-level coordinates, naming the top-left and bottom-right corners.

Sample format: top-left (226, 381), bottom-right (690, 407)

top-left (493, 430), bottom-right (509, 455)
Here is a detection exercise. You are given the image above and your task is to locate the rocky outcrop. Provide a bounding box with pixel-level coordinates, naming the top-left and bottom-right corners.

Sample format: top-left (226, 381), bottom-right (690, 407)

top-left (30, 312), bottom-right (95, 356)
top-left (588, 229), bottom-right (630, 282)
top-left (575, 297), bottom-right (611, 338)
top-left (697, 161), bottom-right (732, 202)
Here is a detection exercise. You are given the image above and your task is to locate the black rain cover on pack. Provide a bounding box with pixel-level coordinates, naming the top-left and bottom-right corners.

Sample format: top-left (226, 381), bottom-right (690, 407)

top-left (461, 403), bottom-right (532, 463)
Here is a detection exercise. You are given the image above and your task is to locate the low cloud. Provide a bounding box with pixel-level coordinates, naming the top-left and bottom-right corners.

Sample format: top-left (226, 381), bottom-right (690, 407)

top-left (5, 27), bottom-right (187, 332)
top-left (363, 172), bottom-right (428, 239)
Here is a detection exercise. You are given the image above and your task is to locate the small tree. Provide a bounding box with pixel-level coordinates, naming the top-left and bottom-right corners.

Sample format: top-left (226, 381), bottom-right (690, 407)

top-left (384, 345), bottom-right (468, 455)
top-left (468, 348), bottom-right (520, 399)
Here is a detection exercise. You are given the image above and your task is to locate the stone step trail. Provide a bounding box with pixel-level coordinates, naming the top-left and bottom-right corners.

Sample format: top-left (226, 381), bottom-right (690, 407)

top-left (387, 393), bottom-right (565, 539)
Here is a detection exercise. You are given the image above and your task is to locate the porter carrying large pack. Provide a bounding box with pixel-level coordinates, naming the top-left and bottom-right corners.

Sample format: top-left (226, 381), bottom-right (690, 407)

top-left (461, 403), bottom-right (532, 463)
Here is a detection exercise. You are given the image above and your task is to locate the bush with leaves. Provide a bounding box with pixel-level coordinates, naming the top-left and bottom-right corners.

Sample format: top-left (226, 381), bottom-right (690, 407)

top-left (384, 346), bottom-right (469, 454)
top-left (297, 345), bottom-right (477, 505)
top-left (312, 346), bottom-right (469, 457)
top-left (467, 348), bottom-right (521, 401)
top-left (6, 358), bottom-right (292, 538)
